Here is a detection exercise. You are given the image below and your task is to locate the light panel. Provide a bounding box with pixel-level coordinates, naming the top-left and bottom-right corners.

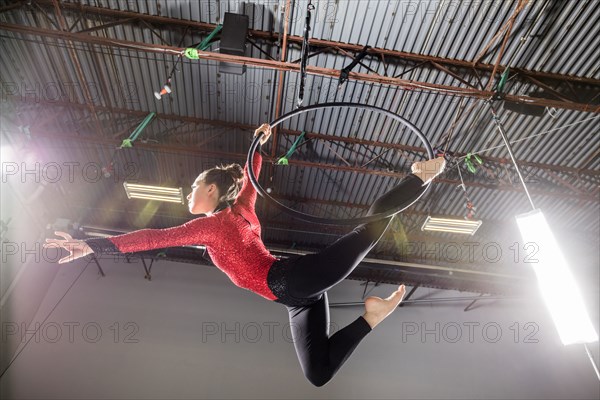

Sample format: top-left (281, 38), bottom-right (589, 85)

top-left (123, 182), bottom-right (184, 204)
top-left (516, 209), bottom-right (598, 345)
top-left (421, 216), bottom-right (482, 235)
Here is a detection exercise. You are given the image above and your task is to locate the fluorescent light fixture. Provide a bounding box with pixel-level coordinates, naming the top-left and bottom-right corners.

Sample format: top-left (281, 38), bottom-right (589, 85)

top-left (516, 209), bottom-right (598, 345)
top-left (80, 231), bottom-right (113, 238)
top-left (421, 216), bottom-right (482, 235)
top-left (123, 182), bottom-right (184, 204)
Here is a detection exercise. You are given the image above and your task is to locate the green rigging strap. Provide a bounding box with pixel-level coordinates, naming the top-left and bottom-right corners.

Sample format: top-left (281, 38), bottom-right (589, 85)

top-left (184, 48), bottom-right (200, 59)
top-left (495, 67), bottom-right (510, 94)
top-left (184, 24), bottom-right (223, 60)
top-left (277, 131), bottom-right (307, 165)
top-left (197, 24), bottom-right (222, 50)
top-left (121, 112), bottom-right (156, 148)
top-left (465, 153), bottom-right (483, 173)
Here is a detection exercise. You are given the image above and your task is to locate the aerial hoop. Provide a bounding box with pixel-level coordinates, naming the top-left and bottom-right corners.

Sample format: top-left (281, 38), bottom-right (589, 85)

top-left (248, 102), bottom-right (435, 225)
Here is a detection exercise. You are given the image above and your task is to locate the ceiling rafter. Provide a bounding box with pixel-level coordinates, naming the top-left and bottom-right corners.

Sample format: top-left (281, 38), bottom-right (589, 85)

top-left (483, 0), bottom-right (528, 91)
top-left (25, 0), bottom-right (599, 86)
top-left (10, 96), bottom-right (599, 183)
top-left (472, 0), bottom-right (530, 67)
top-left (15, 122), bottom-right (597, 203)
top-left (75, 16), bottom-right (139, 34)
top-left (47, 0), bottom-right (105, 138)
top-left (1, 6), bottom-right (599, 113)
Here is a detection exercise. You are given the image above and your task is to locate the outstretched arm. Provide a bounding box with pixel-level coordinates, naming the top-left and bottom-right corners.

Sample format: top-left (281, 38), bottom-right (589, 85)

top-left (83, 217), bottom-right (218, 255)
top-left (44, 216), bottom-right (218, 263)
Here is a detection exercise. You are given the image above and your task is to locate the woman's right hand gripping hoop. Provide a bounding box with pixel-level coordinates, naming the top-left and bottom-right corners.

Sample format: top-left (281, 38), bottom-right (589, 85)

top-left (254, 123), bottom-right (272, 146)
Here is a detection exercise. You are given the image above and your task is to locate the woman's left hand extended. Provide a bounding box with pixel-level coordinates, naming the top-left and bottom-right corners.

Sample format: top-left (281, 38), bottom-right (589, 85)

top-left (43, 231), bottom-right (94, 264)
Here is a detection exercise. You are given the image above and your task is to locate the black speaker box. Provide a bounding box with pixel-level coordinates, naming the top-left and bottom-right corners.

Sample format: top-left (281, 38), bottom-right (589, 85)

top-left (219, 13), bottom-right (249, 75)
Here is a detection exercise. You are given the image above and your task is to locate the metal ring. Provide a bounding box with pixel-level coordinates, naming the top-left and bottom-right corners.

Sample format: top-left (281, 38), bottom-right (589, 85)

top-left (247, 102), bottom-right (434, 225)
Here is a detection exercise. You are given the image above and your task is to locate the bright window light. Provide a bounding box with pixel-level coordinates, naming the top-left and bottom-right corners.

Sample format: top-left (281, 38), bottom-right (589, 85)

top-left (421, 216), bottom-right (482, 235)
top-left (123, 182), bottom-right (184, 204)
top-left (516, 209), bottom-right (598, 345)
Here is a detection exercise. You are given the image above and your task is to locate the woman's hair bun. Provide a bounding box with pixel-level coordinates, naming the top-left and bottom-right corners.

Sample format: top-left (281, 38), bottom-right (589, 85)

top-left (199, 162), bottom-right (244, 204)
top-left (223, 163), bottom-right (243, 181)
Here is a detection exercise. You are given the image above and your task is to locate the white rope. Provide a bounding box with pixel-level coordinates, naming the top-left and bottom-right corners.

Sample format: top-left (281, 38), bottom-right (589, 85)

top-left (456, 115), bottom-right (600, 160)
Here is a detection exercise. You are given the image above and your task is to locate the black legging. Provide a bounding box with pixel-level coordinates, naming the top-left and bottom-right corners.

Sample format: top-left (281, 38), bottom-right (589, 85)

top-left (266, 174), bottom-right (425, 386)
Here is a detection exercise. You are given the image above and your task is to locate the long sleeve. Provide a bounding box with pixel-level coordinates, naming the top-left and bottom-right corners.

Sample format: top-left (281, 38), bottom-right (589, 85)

top-left (234, 150), bottom-right (263, 211)
top-left (83, 215), bottom-right (220, 255)
top-left (81, 169), bottom-right (278, 300)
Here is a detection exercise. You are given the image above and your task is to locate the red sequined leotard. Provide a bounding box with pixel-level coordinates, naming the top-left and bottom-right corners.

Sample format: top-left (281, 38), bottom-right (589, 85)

top-left (84, 153), bottom-right (279, 301)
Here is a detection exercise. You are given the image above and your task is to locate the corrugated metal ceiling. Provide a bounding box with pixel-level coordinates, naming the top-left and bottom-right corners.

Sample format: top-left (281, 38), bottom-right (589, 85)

top-left (1, 0), bottom-right (598, 293)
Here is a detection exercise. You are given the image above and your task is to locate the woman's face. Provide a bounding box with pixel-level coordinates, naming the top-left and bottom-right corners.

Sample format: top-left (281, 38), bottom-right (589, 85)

top-left (187, 178), bottom-right (219, 215)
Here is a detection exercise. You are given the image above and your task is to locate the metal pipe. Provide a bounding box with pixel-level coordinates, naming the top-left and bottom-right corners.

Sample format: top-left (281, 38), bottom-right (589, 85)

top-left (269, 0), bottom-right (293, 191)
top-left (486, 100), bottom-right (536, 210)
top-left (584, 343), bottom-right (600, 381)
top-left (297, 0), bottom-right (314, 106)
top-left (330, 295), bottom-right (525, 307)
top-left (272, 248), bottom-right (528, 280)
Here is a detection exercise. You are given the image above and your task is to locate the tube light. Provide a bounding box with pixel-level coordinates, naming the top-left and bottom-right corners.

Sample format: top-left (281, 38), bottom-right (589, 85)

top-left (126, 184), bottom-right (181, 194)
top-left (124, 182), bottom-right (184, 204)
top-left (422, 227), bottom-right (477, 234)
top-left (421, 216), bottom-right (482, 235)
top-left (516, 209), bottom-right (598, 345)
top-left (128, 194), bottom-right (184, 203)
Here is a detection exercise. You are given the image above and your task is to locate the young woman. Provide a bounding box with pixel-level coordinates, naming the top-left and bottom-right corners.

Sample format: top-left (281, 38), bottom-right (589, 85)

top-left (44, 124), bottom-right (446, 387)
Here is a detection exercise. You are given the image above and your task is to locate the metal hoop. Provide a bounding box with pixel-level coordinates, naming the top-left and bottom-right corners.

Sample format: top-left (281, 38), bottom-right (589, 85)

top-left (247, 102), bottom-right (435, 225)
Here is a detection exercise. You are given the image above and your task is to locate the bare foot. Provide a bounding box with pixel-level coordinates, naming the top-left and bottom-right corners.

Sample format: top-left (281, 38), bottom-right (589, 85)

top-left (362, 285), bottom-right (406, 329)
top-left (411, 157), bottom-right (446, 185)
